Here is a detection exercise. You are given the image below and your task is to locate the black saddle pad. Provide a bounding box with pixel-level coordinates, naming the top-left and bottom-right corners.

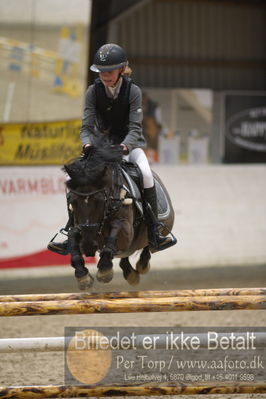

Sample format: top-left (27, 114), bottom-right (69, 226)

top-left (121, 162), bottom-right (171, 220)
top-left (153, 172), bottom-right (171, 220)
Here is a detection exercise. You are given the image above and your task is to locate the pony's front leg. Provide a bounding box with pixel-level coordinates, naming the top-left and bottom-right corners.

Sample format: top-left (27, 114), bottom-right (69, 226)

top-left (96, 219), bottom-right (122, 283)
top-left (68, 228), bottom-right (94, 290)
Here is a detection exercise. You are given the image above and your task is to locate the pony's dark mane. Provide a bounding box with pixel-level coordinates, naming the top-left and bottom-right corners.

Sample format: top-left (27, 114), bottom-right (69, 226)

top-left (64, 144), bottom-right (123, 189)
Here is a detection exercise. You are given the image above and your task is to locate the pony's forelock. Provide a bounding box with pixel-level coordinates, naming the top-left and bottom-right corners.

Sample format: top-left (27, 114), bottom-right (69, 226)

top-left (63, 143), bottom-right (123, 186)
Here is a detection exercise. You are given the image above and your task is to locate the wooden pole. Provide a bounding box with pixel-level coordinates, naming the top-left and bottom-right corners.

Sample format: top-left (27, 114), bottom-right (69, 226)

top-left (0, 287), bottom-right (265, 303)
top-left (0, 295), bottom-right (265, 317)
top-left (0, 383), bottom-right (265, 398)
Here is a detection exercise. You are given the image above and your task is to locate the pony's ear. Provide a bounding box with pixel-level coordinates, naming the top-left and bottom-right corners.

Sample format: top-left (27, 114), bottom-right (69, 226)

top-left (63, 165), bottom-right (73, 178)
top-left (63, 161), bottom-right (83, 179)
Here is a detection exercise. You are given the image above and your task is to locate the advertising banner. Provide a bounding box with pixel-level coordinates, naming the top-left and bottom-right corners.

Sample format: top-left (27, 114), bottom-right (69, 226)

top-left (224, 93), bottom-right (266, 163)
top-left (0, 166), bottom-right (94, 268)
top-left (0, 119), bottom-right (81, 165)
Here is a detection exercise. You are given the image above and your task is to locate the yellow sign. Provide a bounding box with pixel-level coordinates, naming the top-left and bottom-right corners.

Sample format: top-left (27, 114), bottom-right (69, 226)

top-left (0, 119), bottom-right (82, 165)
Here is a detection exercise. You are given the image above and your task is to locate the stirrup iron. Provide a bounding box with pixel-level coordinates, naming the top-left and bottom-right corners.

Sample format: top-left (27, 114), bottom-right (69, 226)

top-left (47, 228), bottom-right (69, 255)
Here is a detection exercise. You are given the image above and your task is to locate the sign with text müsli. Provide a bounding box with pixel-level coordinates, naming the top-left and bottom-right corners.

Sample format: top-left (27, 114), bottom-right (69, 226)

top-left (0, 119), bottom-right (81, 165)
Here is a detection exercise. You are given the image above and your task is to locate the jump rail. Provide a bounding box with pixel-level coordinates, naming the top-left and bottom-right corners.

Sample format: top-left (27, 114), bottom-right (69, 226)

top-left (0, 287), bottom-right (265, 302)
top-left (1, 288), bottom-right (265, 397)
top-left (2, 332), bottom-right (266, 353)
top-left (0, 295), bottom-right (265, 317)
top-left (0, 383), bottom-right (266, 398)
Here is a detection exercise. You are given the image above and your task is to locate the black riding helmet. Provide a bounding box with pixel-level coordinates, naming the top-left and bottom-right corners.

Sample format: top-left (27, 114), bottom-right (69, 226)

top-left (90, 43), bottom-right (128, 72)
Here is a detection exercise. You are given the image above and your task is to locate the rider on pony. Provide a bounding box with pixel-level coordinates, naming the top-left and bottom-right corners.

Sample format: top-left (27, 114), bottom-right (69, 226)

top-left (48, 43), bottom-right (176, 255)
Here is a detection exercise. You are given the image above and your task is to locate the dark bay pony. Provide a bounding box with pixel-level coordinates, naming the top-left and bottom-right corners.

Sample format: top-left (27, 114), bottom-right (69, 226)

top-left (64, 144), bottom-right (175, 290)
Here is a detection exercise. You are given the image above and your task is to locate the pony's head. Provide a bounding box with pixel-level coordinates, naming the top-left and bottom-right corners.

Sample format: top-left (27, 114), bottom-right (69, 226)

top-left (63, 144), bottom-right (124, 256)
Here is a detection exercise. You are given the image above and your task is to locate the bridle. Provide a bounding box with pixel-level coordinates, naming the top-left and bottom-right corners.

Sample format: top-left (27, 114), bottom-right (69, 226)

top-left (69, 187), bottom-right (108, 234)
top-left (69, 166), bottom-right (124, 236)
top-left (69, 187), bottom-right (106, 201)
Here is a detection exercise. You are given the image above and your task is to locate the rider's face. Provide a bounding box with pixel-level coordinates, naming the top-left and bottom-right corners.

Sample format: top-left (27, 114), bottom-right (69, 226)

top-left (99, 69), bottom-right (122, 87)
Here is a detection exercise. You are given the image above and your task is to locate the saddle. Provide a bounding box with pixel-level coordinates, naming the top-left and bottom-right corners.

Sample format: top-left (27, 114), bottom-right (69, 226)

top-left (121, 161), bottom-right (171, 221)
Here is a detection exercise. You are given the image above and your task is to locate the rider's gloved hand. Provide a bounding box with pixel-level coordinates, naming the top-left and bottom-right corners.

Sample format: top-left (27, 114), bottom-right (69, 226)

top-left (81, 144), bottom-right (92, 159)
top-left (120, 143), bottom-right (129, 155)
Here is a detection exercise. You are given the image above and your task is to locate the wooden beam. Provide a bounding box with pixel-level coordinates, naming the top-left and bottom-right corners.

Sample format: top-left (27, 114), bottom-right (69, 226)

top-left (0, 287), bottom-right (264, 303)
top-left (0, 383), bottom-right (265, 398)
top-left (157, 0), bottom-right (265, 7)
top-left (0, 295), bottom-right (265, 317)
top-left (129, 56), bottom-right (266, 69)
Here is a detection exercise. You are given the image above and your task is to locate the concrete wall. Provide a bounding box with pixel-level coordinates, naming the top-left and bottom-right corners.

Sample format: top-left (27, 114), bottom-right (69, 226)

top-left (1, 165), bottom-right (265, 272)
top-left (151, 164), bottom-right (266, 269)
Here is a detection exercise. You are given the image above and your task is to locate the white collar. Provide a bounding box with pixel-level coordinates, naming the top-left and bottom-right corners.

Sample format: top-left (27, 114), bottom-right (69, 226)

top-left (105, 77), bottom-right (123, 99)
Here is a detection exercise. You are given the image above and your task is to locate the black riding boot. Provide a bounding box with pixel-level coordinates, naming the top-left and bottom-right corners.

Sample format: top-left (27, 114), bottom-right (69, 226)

top-left (143, 186), bottom-right (176, 252)
top-left (47, 194), bottom-right (73, 256)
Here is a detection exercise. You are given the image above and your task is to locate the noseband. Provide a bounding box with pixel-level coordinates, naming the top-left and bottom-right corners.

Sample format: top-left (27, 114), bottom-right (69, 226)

top-left (69, 184), bottom-right (123, 234)
top-left (69, 187), bottom-right (107, 232)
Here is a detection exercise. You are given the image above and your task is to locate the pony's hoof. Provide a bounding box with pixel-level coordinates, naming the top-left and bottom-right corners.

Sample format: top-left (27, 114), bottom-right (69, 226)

top-left (126, 270), bottom-right (140, 286)
top-left (96, 268), bottom-right (114, 283)
top-left (76, 273), bottom-right (94, 290)
top-left (136, 260), bottom-right (150, 274)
